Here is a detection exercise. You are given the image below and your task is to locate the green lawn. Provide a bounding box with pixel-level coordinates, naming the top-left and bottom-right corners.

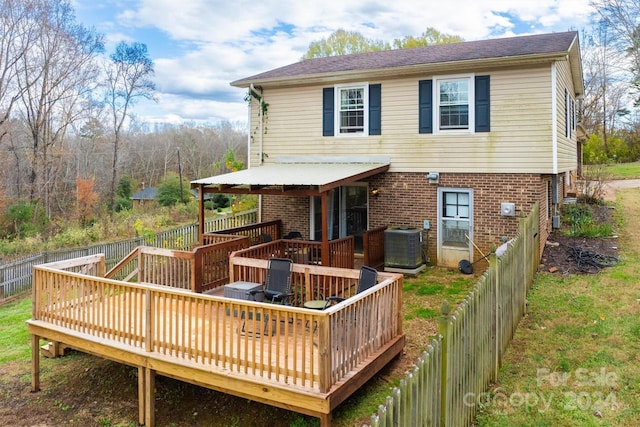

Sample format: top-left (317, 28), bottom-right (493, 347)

top-left (475, 188), bottom-right (640, 426)
top-left (0, 297), bottom-right (33, 364)
top-left (600, 162), bottom-right (640, 179)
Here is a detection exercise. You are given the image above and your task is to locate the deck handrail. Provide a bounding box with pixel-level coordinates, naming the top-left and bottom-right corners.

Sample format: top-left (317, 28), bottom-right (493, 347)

top-left (213, 219), bottom-right (283, 245)
top-left (32, 256), bottom-right (402, 395)
top-left (104, 235), bottom-right (251, 292)
top-left (363, 225), bottom-right (387, 269)
top-left (231, 236), bottom-right (355, 269)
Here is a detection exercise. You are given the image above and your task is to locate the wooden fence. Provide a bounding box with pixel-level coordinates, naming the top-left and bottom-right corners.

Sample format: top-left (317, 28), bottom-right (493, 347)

top-left (365, 203), bottom-right (540, 427)
top-left (0, 210), bottom-right (257, 304)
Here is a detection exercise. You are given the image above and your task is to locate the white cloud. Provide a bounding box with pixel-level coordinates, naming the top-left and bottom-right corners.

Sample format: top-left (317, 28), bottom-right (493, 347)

top-left (88, 0), bottom-right (594, 124)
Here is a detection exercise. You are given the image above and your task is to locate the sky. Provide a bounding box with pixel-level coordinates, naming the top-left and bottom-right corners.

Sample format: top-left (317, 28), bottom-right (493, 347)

top-left (71, 0), bottom-right (595, 126)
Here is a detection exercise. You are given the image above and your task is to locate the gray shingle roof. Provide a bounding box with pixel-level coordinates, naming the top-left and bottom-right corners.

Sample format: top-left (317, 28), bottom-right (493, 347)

top-left (131, 187), bottom-right (157, 200)
top-left (231, 31), bottom-right (579, 87)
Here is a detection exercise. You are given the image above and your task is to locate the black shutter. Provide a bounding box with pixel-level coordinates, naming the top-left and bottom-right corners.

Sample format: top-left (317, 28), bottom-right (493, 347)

top-left (323, 87), bottom-right (334, 136)
top-left (419, 79), bottom-right (433, 134)
top-left (369, 84), bottom-right (381, 135)
top-left (475, 75), bottom-right (490, 132)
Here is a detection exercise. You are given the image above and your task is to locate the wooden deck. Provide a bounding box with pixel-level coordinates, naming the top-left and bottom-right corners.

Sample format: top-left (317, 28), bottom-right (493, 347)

top-left (28, 254), bottom-right (404, 426)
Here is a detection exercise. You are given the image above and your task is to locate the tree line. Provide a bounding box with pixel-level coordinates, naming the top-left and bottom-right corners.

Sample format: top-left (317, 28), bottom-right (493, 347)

top-left (0, 0), bottom-right (248, 241)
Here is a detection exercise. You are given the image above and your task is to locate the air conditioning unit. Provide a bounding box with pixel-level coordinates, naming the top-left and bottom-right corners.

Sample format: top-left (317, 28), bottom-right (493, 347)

top-left (384, 228), bottom-right (423, 269)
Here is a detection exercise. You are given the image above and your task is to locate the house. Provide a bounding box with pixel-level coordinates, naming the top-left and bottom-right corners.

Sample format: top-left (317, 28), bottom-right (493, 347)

top-left (193, 31), bottom-right (584, 268)
top-left (131, 187), bottom-right (158, 209)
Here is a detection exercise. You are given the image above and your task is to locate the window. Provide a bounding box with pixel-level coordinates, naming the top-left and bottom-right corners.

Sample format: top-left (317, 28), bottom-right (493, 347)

top-left (438, 78), bottom-right (470, 130)
top-left (322, 83), bottom-right (381, 136)
top-left (436, 76), bottom-right (473, 132)
top-left (336, 84), bottom-right (368, 134)
top-left (419, 75), bottom-right (489, 134)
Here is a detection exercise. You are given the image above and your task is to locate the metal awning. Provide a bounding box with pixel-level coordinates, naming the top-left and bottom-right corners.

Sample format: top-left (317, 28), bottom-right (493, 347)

top-left (191, 157), bottom-right (390, 196)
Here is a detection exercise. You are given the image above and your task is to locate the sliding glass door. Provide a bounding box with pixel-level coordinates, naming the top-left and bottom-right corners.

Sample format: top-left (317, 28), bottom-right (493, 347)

top-left (311, 184), bottom-right (368, 252)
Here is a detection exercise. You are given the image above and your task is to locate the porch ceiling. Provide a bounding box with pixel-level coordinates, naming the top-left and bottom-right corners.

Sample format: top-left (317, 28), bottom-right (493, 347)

top-left (191, 157), bottom-right (390, 196)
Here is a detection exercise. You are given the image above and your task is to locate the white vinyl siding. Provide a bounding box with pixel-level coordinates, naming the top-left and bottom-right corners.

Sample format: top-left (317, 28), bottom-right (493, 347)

top-left (556, 59), bottom-right (578, 173)
top-left (250, 64), bottom-right (561, 174)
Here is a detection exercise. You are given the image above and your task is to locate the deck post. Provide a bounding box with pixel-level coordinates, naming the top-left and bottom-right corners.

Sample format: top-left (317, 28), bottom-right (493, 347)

top-left (138, 366), bottom-right (145, 425)
top-left (145, 367), bottom-right (156, 426)
top-left (31, 334), bottom-right (40, 392)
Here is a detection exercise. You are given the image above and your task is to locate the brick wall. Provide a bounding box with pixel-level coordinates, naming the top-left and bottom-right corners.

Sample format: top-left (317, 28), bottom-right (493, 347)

top-left (261, 172), bottom-right (553, 265)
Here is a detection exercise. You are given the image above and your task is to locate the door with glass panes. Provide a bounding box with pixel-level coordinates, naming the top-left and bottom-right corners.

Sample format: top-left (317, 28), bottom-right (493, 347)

top-left (311, 185), bottom-right (367, 252)
top-left (437, 188), bottom-right (473, 267)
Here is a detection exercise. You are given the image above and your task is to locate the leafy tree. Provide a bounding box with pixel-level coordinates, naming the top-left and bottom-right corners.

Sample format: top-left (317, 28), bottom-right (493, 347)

top-left (302, 27), bottom-right (463, 59)
top-left (302, 29), bottom-right (388, 59)
top-left (212, 194), bottom-right (230, 209)
top-left (392, 28), bottom-right (464, 48)
top-left (75, 177), bottom-right (98, 226)
top-left (157, 173), bottom-right (190, 207)
top-left (105, 41), bottom-right (156, 213)
top-left (4, 200), bottom-right (47, 238)
top-left (116, 175), bottom-right (134, 209)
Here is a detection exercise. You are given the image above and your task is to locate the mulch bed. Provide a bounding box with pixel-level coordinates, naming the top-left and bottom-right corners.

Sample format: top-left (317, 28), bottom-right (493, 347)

top-left (538, 205), bottom-right (619, 275)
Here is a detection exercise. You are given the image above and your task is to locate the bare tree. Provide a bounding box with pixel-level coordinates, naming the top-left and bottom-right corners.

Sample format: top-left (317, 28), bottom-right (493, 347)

top-left (580, 26), bottom-right (631, 155)
top-left (0, 0), bottom-right (39, 143)
top-left (591, 0), bottom-right (640, 102)
top-left (104, 41), bottom-right (155, 212)
top-left (15, 0), bottom-right (103, 216)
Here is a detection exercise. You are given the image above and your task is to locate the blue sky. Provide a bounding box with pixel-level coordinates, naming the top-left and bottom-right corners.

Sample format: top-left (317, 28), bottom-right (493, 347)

top-left (71, 0), bottom-right (594, 125)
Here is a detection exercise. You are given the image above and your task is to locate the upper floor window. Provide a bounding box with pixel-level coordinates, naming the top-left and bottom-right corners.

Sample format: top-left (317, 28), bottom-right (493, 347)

top-left (323, 83), bottom-right (381, 137)
top-left (336, 83), bottom-right (368, 135)
top-left (419, 74), bottom-right (490, 134)
top-left (436, 75), bottom-right (473, 132)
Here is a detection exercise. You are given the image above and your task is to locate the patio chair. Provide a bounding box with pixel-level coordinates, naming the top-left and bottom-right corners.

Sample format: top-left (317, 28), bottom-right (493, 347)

top-left (247, 257), bottom-right (294, 305)
top-left (304, 265), bottom-right (378, 310)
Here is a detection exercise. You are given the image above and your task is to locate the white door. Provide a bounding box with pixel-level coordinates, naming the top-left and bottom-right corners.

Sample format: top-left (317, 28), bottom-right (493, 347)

top-left (437, 188), bottom-right (473, 268)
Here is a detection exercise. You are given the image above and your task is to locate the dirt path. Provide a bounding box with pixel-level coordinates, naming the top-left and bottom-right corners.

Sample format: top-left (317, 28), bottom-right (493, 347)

top-left (602, 179), bottom-right (640, 201)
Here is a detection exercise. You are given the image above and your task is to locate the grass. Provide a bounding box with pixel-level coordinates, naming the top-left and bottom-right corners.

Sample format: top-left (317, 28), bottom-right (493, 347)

top-left (602, 161), bottom-right (640, 179)
top-left (475, 188), bottom-right (640, 427)
top-left (0, 297), bottom-right (33, 364)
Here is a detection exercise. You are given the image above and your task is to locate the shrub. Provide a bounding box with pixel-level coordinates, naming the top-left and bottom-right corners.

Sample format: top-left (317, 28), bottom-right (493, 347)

top-left (560, 203), bottom-right (612, 238)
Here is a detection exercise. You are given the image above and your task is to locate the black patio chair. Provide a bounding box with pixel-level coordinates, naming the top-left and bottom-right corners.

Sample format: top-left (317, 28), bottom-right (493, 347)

top-left (283, 231), bottom-right (302, 239)
top-left (305, 265), bottom-right (378, 310)
top-left (247, 257), bottom-right (293, 305)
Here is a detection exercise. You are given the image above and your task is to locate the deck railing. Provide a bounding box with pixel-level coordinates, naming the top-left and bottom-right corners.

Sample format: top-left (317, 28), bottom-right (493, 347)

top-left (214, 219), bottom-right (283, 245)
top-left (32, 256), bottom-right (403, 395)
top-left (231, 236), bottom-right (355, 269)
top-left (104, 235), bottom-right (250, 293)
top-left (363, 225), bottom-right (387, 269)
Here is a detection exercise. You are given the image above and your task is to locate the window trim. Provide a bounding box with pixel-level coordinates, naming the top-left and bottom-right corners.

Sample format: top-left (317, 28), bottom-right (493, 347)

top-left (433, 74), bottom-right (475, 134)
top-left (334, 82), bottom-right (369, 136)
